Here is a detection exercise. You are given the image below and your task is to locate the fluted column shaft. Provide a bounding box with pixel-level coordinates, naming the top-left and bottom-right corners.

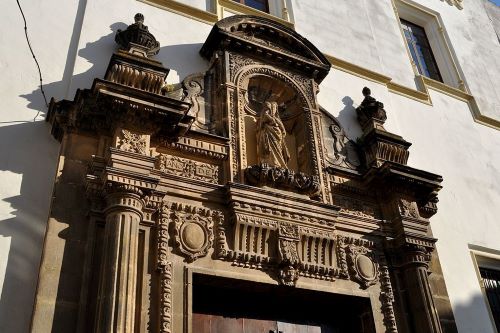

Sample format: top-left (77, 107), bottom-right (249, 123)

top-left (96, 188), bottom-right (143, 332)
top-left (401, 247), bottom-right (442, 333)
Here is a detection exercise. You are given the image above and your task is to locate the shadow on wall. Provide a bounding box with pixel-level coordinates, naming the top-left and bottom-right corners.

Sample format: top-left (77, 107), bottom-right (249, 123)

top-left (64, 24), bottom-right (209, 98)
top-left (337, 96), bottom-right (363, 140)
top-left (0, 17), bottom-right (209, 332)
top-left (0, 122), bottom-right (59, 333)
top-left (451, 293), bottom-right (497, 333)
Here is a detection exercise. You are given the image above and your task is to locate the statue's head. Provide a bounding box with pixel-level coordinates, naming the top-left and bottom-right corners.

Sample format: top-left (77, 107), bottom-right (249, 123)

top-left (264, 101), bottom-right (278, 116)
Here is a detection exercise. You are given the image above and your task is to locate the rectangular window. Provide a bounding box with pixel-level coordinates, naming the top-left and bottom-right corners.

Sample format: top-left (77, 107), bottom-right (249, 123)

top-left (480, 267), bottom-right (500, 330)
top-left (400, 19), bottom-right (443, 82)
top-left (233, 0), bottom-right (269, 13)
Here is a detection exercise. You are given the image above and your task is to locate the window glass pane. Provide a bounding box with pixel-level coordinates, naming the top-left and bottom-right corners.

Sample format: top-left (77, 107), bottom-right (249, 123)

top-left (480, 267), bottom-right (500, 330)
top-left (234, 0), bottom-right (269, 13)
top-left (400, 19), bottom-right (443, 82)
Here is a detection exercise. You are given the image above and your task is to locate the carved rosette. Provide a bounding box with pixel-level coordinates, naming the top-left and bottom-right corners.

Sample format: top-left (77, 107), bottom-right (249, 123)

top-left (277, 223), bottom-right (301, 286)
top-left (170, 203), bottom-right (218, 262)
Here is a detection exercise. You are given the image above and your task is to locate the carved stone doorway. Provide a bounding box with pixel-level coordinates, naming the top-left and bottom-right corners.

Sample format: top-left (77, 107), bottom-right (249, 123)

top-left (192, 274), bottom-right (376, 333)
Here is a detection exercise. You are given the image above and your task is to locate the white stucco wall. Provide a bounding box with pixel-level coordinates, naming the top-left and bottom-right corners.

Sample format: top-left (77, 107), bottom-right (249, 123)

top-left (0, 0), bottom-right (499, 331)
top-left (318, 65), bottom-right (500, 333)
top-left (0, 0), bottom-right (82, 331)
top-left (313, 1), bottom-right (500, 330)
top-left (293, 0), bottom-right (500, 122)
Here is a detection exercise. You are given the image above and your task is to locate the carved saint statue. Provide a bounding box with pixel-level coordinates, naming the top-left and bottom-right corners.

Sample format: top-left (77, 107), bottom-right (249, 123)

top-left (256, 101), bottom-right (290, 168)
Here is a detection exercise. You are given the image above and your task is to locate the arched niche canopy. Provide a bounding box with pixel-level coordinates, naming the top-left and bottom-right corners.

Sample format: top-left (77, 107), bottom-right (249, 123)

top-left (200, 15), bottom-right (331, 84)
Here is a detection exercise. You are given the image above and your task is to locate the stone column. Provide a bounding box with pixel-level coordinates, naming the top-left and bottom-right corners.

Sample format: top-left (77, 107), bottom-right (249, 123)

top-left (400, 245), bottom-right (443, 333)
top-left (96, 184), bottom-right (144, 332)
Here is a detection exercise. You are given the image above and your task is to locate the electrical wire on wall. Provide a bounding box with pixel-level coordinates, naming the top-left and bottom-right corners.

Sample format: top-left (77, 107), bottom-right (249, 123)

top-left (16, 0), bottom-right (49, 120)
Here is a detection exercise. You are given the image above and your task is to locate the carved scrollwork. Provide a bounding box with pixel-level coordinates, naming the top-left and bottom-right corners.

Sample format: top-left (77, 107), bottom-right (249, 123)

top-left (245, 163), bottom-right (321, 197)
top-left (321, 112), bottom-right (361, 171)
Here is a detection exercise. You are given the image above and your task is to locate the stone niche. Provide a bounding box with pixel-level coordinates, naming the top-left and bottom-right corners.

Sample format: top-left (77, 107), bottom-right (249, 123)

top-left (34, 13), bottom-right (456, 333)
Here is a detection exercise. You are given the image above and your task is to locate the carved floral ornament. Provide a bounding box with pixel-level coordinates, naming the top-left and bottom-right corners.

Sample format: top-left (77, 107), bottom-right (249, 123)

top-left (116, 129), bottom-right (147, 154)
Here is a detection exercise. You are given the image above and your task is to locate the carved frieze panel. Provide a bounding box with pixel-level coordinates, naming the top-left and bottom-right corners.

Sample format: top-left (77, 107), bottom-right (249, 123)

top-left (106, 60), bottom-right (166, 94)
top-left (156, 153), bottom-right (219, 184)
top-left (299, 228), bottom-right (337, 281)
top-left (217, 203), bottom-right (340, 285)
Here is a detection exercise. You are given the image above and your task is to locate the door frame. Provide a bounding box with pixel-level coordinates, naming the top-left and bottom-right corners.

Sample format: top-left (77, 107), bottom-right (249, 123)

top-left (184, 266), bottom-right (379, 333)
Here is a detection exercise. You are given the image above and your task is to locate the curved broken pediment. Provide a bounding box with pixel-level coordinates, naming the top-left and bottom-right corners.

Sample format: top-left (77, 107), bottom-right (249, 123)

top-left (200, 15), bottom-right (331, 83)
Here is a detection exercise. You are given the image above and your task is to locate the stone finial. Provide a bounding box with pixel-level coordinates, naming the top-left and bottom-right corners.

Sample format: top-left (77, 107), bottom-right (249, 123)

top-left (115, 13), bottom-right (160, 57)
top-left (356, 87), bottom-right (387, 131)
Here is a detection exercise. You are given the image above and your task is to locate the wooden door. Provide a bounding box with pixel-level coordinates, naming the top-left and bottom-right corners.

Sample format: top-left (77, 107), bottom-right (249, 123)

top-left (277, 321), bottom-right (324, 333)
top-left (192, 314), bottom-right (327, 333)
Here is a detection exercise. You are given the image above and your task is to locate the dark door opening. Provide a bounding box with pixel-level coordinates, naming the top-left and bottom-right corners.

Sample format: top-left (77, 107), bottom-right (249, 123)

top-left (192, 274), bottom-right (375, 333)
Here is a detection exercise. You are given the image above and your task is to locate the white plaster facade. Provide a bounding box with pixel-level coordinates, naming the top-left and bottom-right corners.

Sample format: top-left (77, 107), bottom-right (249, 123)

top-left (0, 0), bottom-right (499, 332)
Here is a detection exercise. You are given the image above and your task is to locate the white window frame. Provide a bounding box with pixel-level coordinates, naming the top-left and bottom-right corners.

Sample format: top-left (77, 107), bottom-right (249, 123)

top-left (470, 245), bottom-right (500, 333)
top-left (394, 0), bottom-right (465, 90)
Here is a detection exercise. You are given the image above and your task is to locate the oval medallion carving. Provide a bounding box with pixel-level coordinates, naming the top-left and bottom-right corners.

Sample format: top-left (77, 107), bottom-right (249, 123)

top-left (182, 222), bottom-right (206, 251)
top-left (172, 205), bottom-right (215, 262)
top-left (356, 254), bottom-right (376, 280)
